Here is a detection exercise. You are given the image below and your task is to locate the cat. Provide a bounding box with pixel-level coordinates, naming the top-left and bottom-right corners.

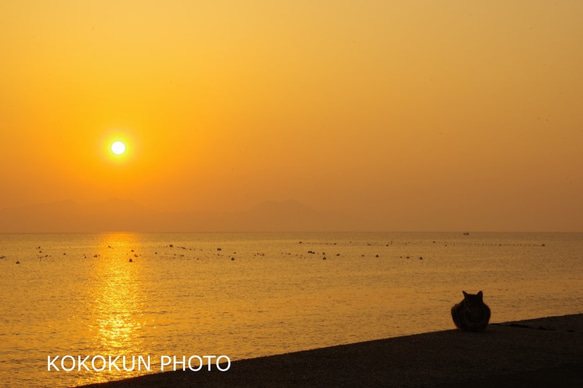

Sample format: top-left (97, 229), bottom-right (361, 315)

top-left (451, 290), bottom-right (491, 332)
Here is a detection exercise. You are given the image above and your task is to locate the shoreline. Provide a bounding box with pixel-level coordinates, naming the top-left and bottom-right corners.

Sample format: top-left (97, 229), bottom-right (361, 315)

top-left (80, 313), bottom-right (583, 387)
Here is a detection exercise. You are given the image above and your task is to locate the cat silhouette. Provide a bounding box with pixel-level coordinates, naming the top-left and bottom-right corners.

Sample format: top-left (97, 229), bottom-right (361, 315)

top-left (451, 290), bottom-right (491, 332)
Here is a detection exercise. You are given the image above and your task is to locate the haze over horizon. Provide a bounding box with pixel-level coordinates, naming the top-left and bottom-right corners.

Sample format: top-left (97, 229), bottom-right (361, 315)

top-left (1, 1), bottom-right (582, 232)
top-left (0, 197), bottom-right (579, 233)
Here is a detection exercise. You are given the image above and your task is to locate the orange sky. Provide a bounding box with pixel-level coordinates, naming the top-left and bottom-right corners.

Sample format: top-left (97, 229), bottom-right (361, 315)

top-left (1, 1), bottom-right (582, 231)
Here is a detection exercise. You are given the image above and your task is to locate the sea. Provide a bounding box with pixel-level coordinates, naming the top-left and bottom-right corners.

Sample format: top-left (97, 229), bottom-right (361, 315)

top-left (1, 232), bottom-right (582, 387)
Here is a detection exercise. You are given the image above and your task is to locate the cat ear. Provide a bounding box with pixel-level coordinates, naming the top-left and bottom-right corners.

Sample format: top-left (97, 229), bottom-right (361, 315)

top-left (477, 291), bottom-right (483, 299)
top-left (462, 291), bottom-right (468, 297)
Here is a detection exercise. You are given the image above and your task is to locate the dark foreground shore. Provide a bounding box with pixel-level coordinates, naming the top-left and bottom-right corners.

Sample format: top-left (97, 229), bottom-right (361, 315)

top-left (82, 314), bottom-right (583, 388)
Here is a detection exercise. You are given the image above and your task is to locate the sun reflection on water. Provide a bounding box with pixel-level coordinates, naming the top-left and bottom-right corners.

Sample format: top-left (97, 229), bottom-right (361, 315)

top-left (81, 233), bottom-right (149, 384)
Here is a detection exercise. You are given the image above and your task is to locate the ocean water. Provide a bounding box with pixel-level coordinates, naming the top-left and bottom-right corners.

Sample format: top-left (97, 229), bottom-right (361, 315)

top-left (0, 232), bottom-right (582, 387)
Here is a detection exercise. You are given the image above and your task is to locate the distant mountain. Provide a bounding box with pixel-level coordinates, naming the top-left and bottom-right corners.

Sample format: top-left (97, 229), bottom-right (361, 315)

top-left (0, 199), bottom-right (365, 233)
top-left (236, 200), bottom-right (362, 232)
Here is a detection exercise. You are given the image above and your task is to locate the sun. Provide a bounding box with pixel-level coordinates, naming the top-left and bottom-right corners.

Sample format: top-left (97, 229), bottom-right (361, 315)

top-left (111, 141), bottom-right (126, 155)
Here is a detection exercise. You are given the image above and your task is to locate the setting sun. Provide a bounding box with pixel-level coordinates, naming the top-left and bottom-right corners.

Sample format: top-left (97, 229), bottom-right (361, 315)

top-left (111, 141), bottom-right (126, 155)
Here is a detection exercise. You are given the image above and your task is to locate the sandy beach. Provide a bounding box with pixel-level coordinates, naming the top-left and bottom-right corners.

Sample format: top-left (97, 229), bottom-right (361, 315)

top-left (80, 313), bottom-right (583, 387)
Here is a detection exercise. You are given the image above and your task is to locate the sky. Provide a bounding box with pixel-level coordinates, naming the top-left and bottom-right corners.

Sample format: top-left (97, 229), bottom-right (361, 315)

top-left (1, 0), bottom-right (582, 232)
